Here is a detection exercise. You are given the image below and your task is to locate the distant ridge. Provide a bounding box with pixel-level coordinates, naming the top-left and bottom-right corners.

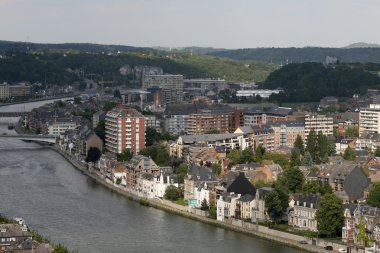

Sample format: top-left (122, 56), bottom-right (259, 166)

top-left (0, 40), bottom-right (154, 53)
top-left (343, 42), bottom-right (380, 49)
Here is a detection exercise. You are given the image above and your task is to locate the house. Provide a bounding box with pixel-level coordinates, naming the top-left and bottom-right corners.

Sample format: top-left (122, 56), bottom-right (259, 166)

top-left (184, 164), bottom-right (218, 202)
top-left (317, 164), bottom-right (370, 203)
top-left (288, 193), bottom-right (321, 232)
top-left (126, 156), bottom-right (160, 188)
top-left (0, 224), bottom-right (31, 252)
top-left (335, 138), bottom-right (356, 155)
top-left (374, 223), bottom-right (380, 252)
top-left (216, 192), bottom-right (241, 222)
top-left (356, 131), bottom-right (380, 152)
top-left (154, 172), bottom-right (179, 199)
top-left (342, 204), bottom-right (380, 245)
top-left (252, 187), bottom-right (274, 223)
top-left (235, 194), bottom-right (255, 220)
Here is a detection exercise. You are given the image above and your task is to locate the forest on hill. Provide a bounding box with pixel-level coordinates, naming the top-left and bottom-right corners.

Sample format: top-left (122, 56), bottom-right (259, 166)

top-left (261, 62), bottom-right (380, 102)
top-left (209, 47), bottom-right (380, 64)
top-left (0, 51), bottom-right (276, 85)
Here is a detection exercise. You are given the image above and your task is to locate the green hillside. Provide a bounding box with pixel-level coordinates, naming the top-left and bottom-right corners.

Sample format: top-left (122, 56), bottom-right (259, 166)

top-left (0, 51), bottom-right (277, 85)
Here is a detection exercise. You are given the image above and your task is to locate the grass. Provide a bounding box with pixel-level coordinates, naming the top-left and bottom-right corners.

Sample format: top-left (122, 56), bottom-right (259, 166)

top-left (175, 198), bottom-right (188, 206)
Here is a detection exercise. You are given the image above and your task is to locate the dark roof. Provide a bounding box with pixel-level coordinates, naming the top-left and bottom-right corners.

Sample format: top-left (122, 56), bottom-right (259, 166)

top-left (355, 150), bottom-right (369, 157)
top-left (343, 165), bottom-right (370, 200)
top-left (188, 164), bottom-right (218, 182)
top-left (293, 193), bottom-right (321, 208)
top-left (227, 172), bottom-right (256, 196)
top-left (245, 104), bottom-right (292, 117)
top-left (251, 125), bottom-right (274, 135)
top-left (238, 194), bottom-right (255, 202)
top-left (221, 171), bottom-right (238, 187)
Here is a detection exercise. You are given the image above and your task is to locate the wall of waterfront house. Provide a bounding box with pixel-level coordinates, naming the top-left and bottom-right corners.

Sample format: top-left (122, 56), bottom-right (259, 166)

top-left (54, 146), bottom-right (345, 253)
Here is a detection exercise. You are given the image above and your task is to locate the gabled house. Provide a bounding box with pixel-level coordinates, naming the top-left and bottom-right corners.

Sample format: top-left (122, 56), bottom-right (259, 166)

top-left (217, 192), bottom-right (241, 222)
top-left (0, 224), bottom-right (31, 252)
top-left (288, 193), bottom-right (321, 232)
top-left (184, 164), bottom-right (218, 202)
top-left (252, 187), bottom-right (274, 223)
top-left (126, 155), bottom-right (160, 188)
top-left (227, 172), bottom-right (256, 196)
top-left (235, 194), bottom-right (255, 220)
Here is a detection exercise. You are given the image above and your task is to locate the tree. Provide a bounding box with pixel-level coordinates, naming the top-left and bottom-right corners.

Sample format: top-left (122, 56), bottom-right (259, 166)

top-left (164, 185), bottom-right (180, 201)
top-left (294, 135), bottom-right (305, 155)
top-left (200, 198), bottom-right (209, 210)
top-left (145, 127), bottom-right (162, 146)
top-left (208, 202), bottom-right (217, 219)
top-left (117, 149), bottom-right (133, 162)
top-left (343, 146), bottom-right (356, 161)
top-left (302, 151), bottom-right (313, 166)
top-left (345, 127), bottom-right (359, 138)
top-left (74, 97), bottom-right (82, 104)
top-left (302, 180), bottom-right (332, 196)
top-left (262, 152), bottom-right (290, 169)
top-left (278, 167), bottom-right (304, 193)
top-left (85, 147), bottom-right (101, 164)
top-left (241, 148), bottom-right (254, 163)
top-left (375, 147), bottom-right (380, 157)
top-left (254, 145), bottom-right (266, 162)
top-left (290, 149), bottom-right (301, 167)
top-left (316, 193), bottom-right (344, 237)
top-left (367, 182), bottom-right (380, 208)
top-left (139, 145), bottom-right (171, 166)
top-left (228, 149), bottom-right (241, 165)
top-left (113, 89), bottom-right (122, 99)
top-left (264, 190), bottom-right (283, 221)
top-left (95, 120), bottom-right (106, 143)
top-left (115, 177), bottom-right (122, 185)
top-left (175, 164), bottom-right (188, 184)
top-left (211, 163), bottom-right (222, 176)
top-left (103, 101), bottom-right (118, 112)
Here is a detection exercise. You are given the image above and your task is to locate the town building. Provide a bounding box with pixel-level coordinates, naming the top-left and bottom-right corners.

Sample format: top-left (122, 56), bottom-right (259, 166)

top-left (145, 115), bottom-right (162, 133)
top-left (9, 83), bottom-right (32, 97)
top-left (0, 83), bottom-right (10, 99)
top-left (252, 187), bottom-right (274, 223)
top-left (359, 104), bottom-right (380, 135)
top-left (236, 88), bottom-right (283, 99)
top-left (142, 74), bottom-right (184, 106)
top-left (356, 131), bottom-right (380, 152)
top-left (288, 193), bottom-right (321, 232)
top-left (319, 96), bottom-right (339, 109)
top-left (271, 121), bottom-right (305, 150)
top-left (304, 114), bottom-right (333, 138)
top-left (184, 164), bottom-right (218, 201)
top-left (183, 79), bottom-right (228, 98)
top-left (0, 224), bottom-right (31, 252)
top-left (243, 103), bottom-right (293, 126)
top-left (250, 125), bottom-right (275, 151)
top-left (48, 119), bottom-right (78, 136)
top-left (126, 155), bottom-right (160, 188)
top-left (105, 106), bottom-right (145, 155)
top-left (93, 110), bottom-right (106, 128)
top-left (217, 192), bottom-right (241, 222)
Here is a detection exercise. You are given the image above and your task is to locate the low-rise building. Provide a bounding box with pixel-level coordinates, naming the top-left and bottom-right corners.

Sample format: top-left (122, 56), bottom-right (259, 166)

top-left (288, 193), bottom-right (321, 232)
top-left (0, 224), bottom-right (31, 252)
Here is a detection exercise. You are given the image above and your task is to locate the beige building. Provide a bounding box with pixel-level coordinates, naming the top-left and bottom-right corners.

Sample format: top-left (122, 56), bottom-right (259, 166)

top-left (271, 121), bottom-right (305, 149)
top-left (0, 83), bottom-right (10, 99)
top-left (359, 104), bottom-right (380, 135)
top-left (105, 106), bottom-right (145, 155)
top-left (305, 114), bottom-right (333, 138)
top-left (288, 193), bottom-right (321, 232)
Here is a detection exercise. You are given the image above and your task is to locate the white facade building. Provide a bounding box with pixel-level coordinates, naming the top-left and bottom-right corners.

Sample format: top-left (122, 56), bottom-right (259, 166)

top-left (305, 114), bottom-right (333, 138)
top-left (359, 104), bottom-right (380, 135)
top-left (48, 120), bottom-right (77, 136)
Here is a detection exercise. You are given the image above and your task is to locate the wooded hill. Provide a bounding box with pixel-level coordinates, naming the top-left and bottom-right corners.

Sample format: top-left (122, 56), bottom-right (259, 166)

top-left (261, 62), bottom-right (380, 102)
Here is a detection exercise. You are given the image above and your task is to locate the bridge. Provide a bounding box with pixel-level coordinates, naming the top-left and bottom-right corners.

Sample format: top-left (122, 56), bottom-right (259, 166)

top-left (0, 112), bottom-right (29, 117)
top-left (0, 134), bottom-right (56, 144)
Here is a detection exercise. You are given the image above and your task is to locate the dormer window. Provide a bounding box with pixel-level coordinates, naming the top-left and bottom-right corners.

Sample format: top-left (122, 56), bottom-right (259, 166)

top-left (0, 229), bottom-right (6, 233)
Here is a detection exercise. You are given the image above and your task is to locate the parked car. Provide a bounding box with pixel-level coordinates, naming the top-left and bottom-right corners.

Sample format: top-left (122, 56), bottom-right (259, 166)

top-left (298, 240), bottom-right (308, 244)
top-left (338, 248), bottom-right (347, 253)
top-left (324, 245), bottom-right (333, 251)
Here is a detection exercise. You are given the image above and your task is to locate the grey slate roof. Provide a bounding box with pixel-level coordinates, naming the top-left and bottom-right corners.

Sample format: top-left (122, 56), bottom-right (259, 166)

top-left (257, 187), bottom-right (274, 199)
top-left (238, 194), bottom-right (255, 202)
top-left (188, 164), bottom-right (218, 182)
top-left (293, 193), bottom-right (321, 208)
top-left (181, 133), bottom-right (242, 144)
top-left (270, 121), bottom-right (305, 127)
top-left (343, 165), bottom-right (370, 200)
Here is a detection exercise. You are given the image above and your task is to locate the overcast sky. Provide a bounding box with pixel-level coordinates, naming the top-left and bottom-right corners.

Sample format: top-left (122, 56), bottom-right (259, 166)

top-left (1, 0), bottom-right (379, 49)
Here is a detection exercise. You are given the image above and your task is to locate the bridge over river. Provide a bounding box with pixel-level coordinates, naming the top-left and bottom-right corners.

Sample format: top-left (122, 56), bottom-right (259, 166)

top-left (0, 134), bottom-right (56, 143)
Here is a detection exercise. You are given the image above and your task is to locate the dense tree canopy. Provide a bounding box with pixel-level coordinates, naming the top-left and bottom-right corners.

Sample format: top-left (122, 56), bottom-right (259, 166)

top-left (278, 167), bottom-right (304, 193)
top-left (316, 193), bottom-right (344, 237)
top-left (367, 183), bottom-right (380, 208)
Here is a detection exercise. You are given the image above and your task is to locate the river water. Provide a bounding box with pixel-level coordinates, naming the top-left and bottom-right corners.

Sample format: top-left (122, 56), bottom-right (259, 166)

top-left (0, 102), bottom-right (302, 253)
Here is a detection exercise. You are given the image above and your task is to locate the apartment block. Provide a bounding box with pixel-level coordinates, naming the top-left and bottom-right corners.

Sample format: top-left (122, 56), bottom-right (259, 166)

top-left (0, 83), bottom-right (10, 99)
top-left (105, 106), bottom-right (145, 155)
top-left (304, 114), bottom-right (333, 138)
top-left (359, 104), bottom-right (380, 135)
top-left (243, 104), bottom-right (293, 126)
top-left (142, 74), bottom-right (183, 106)
top-left (271, 121), bottom-right (305, 149)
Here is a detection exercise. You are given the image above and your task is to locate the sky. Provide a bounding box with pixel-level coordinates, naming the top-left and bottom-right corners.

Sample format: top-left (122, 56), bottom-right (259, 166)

top-left (1, 0), bottom-right (380, 49)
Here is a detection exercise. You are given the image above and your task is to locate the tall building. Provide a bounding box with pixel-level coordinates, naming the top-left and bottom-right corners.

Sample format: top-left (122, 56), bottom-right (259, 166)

top-left (105, 106), bottom-right (145, 155)
top-left (359, 104), bottom-right (380, 135)
top-left (304, 114), bottom-right (333, 138)
top-left (142, 74), bottom-right (183, 106)
top-left (271, 121), bottom-right (305, 149)
top-left (0, 83), bottom-right (10, 99)
top-left (243, 103), bottom-right (293, 126)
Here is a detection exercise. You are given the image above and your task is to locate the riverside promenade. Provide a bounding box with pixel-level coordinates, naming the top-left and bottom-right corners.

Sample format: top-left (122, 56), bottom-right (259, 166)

top-left (53, 146), bottom-right (345, 253)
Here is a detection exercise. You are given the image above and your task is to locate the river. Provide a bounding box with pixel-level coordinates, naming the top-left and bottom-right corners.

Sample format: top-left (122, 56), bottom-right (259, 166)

top-left (0, 103), bottom-right (302, 253)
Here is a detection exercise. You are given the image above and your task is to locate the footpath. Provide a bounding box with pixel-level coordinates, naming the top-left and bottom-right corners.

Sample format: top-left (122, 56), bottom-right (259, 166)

top-left (52, 146), bottom-right (345, 253)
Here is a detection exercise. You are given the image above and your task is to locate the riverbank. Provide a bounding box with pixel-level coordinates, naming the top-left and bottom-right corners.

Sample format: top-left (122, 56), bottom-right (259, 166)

top-left (52, 146), bottom-right (343, 253)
